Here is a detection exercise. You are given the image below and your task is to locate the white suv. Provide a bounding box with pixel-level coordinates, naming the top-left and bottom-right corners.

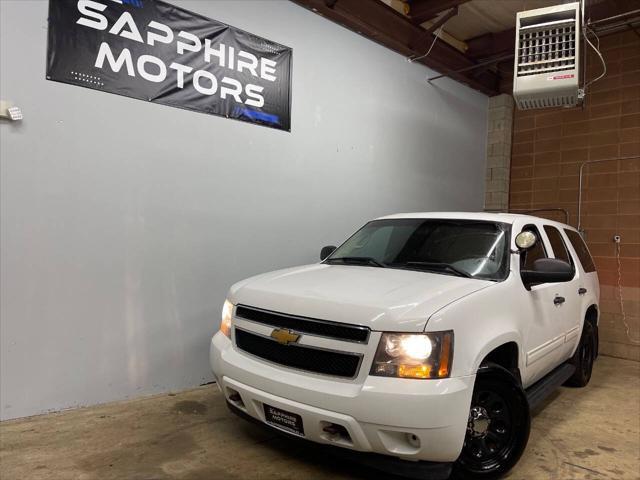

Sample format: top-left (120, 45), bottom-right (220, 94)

top-left (210, 212), bottom-right (599, 479)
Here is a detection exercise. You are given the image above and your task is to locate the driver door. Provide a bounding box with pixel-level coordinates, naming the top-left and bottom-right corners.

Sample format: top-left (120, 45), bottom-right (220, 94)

top-left (518, 223), bottom-right (567, 386)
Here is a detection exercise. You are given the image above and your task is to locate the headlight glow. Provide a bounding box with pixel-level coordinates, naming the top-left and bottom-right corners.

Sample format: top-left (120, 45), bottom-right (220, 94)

top-left (399, 335), bottom-right (432, 360)
top-left (371, 331), bottom-right (453, 379)
top-left (220, 299), bottom-right (234, 337)
top-left (384, 334), bottom-right (433, 360)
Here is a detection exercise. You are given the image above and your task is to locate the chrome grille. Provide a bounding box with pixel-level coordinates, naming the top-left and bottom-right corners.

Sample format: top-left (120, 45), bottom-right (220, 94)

top-left (235, 305), bottom-right (370, 343)
top-left (234, 328), bottom-right (363, 378)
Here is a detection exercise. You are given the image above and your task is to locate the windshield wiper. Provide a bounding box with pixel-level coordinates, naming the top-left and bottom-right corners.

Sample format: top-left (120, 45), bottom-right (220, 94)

top-left (393, 261), bottom-right (472, 278)
top-left (325, 256), bottom-right (387, 268)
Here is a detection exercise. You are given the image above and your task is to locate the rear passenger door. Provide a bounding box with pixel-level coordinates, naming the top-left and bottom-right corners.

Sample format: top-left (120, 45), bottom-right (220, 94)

top-left (563, 229), bottom-right (600, 353)
top-left (543, 225), bottom-right (580, 360)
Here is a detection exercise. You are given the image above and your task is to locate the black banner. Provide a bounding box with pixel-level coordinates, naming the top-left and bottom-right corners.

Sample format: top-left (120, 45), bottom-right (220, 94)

top-left (47, 0), bottom-right (292, 131)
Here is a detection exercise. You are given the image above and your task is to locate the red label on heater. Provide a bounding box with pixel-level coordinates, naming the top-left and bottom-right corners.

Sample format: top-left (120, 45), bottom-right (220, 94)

top-left (548, 74), bottom-right (575, 80)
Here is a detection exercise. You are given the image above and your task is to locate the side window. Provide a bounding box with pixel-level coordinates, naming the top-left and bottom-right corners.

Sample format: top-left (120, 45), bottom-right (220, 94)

top-left (520, 224), bottom-right (547, 270)
top-left (564, 229), bottom-right (596, 273)
top-left (544, 225), bottom-right (573, 267)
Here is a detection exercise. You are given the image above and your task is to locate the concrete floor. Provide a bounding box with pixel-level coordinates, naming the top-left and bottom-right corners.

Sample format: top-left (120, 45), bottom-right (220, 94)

top-left (1, 356), bottom-right (638, 480)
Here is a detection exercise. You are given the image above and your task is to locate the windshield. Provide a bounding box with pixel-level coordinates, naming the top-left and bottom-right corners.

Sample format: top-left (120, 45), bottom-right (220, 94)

top-left (326, 219), bottom-right (510, 281)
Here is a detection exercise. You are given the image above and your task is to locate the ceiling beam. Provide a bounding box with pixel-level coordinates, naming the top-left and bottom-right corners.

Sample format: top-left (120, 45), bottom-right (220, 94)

top-left (407, 0), bottom-right (470, 25)
top-left (466, 28), bottom-right (515, 60)
top-left (409, 6), bottom-right (458, 52)
top-left (290, 0), bottom-right (499, 95)
top-left (585, 0), bottom-right (639, 24)
top-left (467, 0), bottom-right (640, 60)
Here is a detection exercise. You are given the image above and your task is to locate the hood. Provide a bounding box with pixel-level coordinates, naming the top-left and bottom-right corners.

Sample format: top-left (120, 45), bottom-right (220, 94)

top-left (229, 264), bottom-right (494, 332)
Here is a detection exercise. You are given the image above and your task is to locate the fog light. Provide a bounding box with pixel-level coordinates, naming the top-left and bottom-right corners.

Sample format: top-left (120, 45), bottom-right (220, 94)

top-left (320, 422), bottom-right (352, 445)
top-left (227, 388), bottom-right (245, 409)
top-left (407, 433), bottom-right (421, 448)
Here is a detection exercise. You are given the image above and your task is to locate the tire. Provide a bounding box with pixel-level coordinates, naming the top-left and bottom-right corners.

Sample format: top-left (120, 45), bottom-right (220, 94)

top-left (451, 364), bottom-right (531, 480)
top-left (565, 321), bottom-right (596, 387)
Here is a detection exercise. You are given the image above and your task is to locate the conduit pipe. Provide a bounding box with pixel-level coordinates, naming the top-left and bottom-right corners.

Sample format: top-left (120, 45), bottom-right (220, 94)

top-left (577, 155), bottom-right (640, 233)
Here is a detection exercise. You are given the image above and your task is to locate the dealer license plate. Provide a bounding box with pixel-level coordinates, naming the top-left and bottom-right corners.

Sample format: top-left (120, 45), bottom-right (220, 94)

top-left (263, 404), bottom-right (304, 436)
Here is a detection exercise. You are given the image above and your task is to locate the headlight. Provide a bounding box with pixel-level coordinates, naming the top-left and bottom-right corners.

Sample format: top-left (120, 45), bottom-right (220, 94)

top-left (220, 299), bottom-right (234, 337)
top-left (370, 331), bottom-right (453, 379)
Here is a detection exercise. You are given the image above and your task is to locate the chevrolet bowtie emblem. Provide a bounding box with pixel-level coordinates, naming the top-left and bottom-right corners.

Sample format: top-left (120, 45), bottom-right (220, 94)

top-left (270, 328), bottom-right (301, 345)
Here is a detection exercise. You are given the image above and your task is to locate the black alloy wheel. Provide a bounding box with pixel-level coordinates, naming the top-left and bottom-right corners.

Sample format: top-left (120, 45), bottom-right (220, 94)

top-left (565, 321), bottom-right (596, 387)
top-left (452, 365), bottom-right (530, 479)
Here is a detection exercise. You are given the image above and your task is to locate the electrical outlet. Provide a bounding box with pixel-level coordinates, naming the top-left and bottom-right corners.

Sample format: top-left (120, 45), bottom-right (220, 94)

top-left (614, 235), bottom-right (621, 243)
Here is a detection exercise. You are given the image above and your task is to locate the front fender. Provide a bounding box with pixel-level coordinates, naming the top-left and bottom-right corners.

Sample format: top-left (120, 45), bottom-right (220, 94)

top-left (425, 277), bottom-right (525, 378)
top-left (471, 332), bottom-right (524, 375)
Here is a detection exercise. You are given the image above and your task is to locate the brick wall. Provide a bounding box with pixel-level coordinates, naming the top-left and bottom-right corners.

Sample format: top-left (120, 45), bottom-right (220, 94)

top-left (485, 94), bottom-right (513, 211)
top-left (509, 29), bottom-right (640, 361)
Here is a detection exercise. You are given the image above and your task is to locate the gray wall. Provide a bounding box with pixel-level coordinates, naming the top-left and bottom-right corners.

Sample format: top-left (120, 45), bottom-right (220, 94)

top-left (0, 0), bottom-right (487, 420)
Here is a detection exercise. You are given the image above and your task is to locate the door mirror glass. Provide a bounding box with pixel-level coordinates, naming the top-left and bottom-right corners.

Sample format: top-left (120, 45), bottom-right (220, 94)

top-left (320, 245), bottom-right (337, 261)
top-left (522, 258), bottom-right (573, 288)
top-left (515, 231), bottom-right (537, 250)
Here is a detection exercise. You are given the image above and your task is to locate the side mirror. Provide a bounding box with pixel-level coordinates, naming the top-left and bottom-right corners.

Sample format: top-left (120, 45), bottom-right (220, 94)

top-left (522, 258), bottom-right (573, 288)
top-left (515, 230), bottom-right (537, 250)
top-left (320, 245), bottom-right (336, 261)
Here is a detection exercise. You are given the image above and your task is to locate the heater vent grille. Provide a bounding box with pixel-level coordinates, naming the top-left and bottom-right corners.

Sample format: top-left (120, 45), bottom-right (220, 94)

top-left (517, 22), bottom-right (576, 76)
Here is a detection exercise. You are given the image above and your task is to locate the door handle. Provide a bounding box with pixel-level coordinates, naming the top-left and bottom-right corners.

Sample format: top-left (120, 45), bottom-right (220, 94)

top-left (554, 296), bottom-right (566, 305)
top-left (578, 287), bottom-right (587, 295)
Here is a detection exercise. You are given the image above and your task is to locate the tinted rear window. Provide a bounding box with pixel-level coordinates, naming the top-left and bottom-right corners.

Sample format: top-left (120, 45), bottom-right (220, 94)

top-left (564, 229), bottom-right (596, 272)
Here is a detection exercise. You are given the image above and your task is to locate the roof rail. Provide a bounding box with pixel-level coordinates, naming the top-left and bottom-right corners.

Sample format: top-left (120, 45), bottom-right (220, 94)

top-left (484, 208), bottom-right (569, 224)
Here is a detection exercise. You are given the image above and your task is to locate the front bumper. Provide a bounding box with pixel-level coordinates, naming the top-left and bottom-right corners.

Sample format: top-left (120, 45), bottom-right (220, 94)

top-left (210, 332), bottom-right (475, 463)
top-left (226, 402), bottom-right (454, 480)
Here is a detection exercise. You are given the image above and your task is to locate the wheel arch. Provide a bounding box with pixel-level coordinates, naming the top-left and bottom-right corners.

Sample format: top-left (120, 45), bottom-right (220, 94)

top-left (584, 304), bottom-right (599, 357)
top-left (570, 304), bottom-right (600, 359)
top-left (584, 304), bottom-right (598, 326)
top-left (472, 334), bottom-right (524, 385)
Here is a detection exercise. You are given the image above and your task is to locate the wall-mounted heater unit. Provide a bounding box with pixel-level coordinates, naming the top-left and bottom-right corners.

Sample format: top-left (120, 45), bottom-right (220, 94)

top-left (513, 2), bottom-right (580, 110)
